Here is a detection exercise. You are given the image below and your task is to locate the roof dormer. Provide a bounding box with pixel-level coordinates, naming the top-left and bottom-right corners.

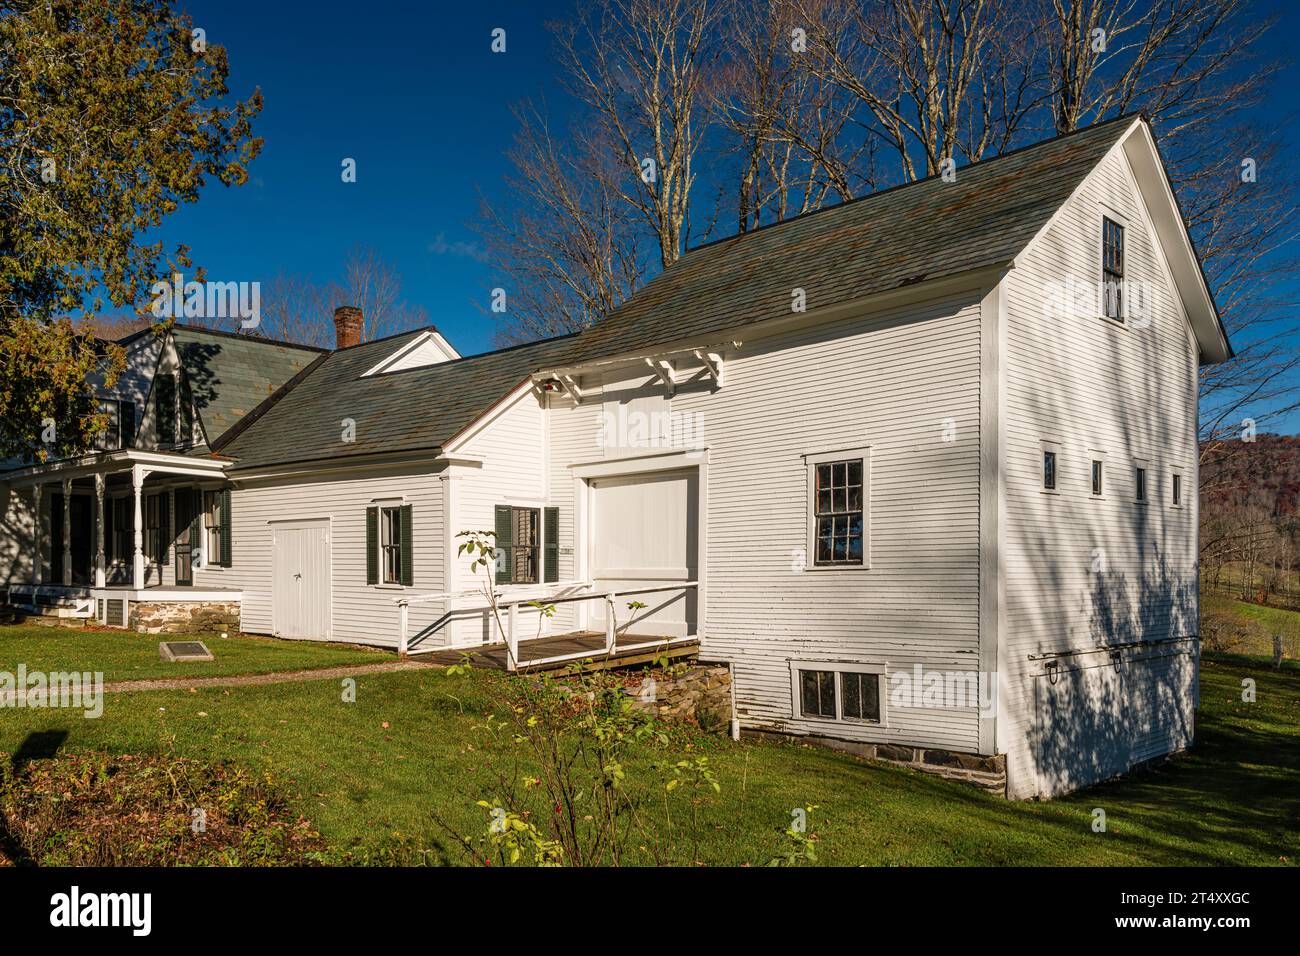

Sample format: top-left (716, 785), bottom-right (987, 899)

top-left (362, 329), bottom-right (461, 376)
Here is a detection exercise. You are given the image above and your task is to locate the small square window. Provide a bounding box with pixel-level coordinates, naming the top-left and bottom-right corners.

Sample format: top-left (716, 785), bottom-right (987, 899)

top-left (1135, 466), bottom-right (1147, 503)
top-left (1091, 459), bottom-right (1104, 497)
top-left (1043, 450), bottom-right (1057, 491)
top-left (799, 670), bottom-right (836, 718)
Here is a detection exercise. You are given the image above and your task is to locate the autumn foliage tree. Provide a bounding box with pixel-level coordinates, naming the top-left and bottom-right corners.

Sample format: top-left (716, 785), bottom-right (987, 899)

top-left (0, 0), bottom-right (261, 461)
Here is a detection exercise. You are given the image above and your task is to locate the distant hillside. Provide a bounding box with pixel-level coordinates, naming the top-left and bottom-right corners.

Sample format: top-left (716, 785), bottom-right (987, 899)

top-left (1201, 434), bottom-right (1300, 607)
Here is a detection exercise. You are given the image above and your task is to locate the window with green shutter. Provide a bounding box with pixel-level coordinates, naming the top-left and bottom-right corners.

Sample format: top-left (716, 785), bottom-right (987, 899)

top-left (544, 507), bottom-right (559, 583)
top-left (494, 504), bottom-right (540, 585)
top-left (494, 505), bottom-right (512, 585)
top-left (366, 506), bottom-right (379, 585)
top-left (400, 503), bottom-right (414, 586)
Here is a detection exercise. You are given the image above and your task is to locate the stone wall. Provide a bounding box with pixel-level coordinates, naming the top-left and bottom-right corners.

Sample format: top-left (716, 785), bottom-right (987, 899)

top-left (742, 729), bottom-right (1007, 795)
top-left (128, 602), bottom-right (241, 635)
top-left (624, 664), bottom-right (733, 732)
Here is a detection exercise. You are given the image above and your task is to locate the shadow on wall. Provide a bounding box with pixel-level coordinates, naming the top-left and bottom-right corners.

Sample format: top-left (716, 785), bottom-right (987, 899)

top-left (0, 484), bottom-right (35, 588)
top-left (1032, 546), bottom-right (1196, 798)
top-left (177, 340), bottom-right (222, 429)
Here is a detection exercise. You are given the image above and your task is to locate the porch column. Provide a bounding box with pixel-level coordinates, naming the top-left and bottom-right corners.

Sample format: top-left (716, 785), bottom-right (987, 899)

top-left (31, 483), bottom-right (43, 586)
top-left (131, 465), bottom-right (147, 590)
top-left (94, 474), bottom-right (106, 588)
top-left (61, 478), bottom-right (72, 586)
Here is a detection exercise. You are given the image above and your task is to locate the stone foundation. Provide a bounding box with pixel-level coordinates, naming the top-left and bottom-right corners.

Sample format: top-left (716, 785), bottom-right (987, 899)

top-left (128, 602), bottom-right (241, 635)
top-left (624, 664), bottom-right (733, 732)
top-left (742, 729), bottom-right (1008, 795)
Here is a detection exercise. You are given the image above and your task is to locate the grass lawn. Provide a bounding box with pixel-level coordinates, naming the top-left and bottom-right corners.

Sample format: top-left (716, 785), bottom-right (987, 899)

top-left (1, 637), bottom-right (1296, 865)
top-left (0, 624), bottom-right (388, 682)
top-left (1202, 592), bottom-right (1300, 659)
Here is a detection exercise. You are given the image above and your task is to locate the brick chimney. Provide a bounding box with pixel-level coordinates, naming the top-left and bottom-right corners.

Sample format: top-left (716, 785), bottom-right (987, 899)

top-left (333, 306), bottom-right (363, 350)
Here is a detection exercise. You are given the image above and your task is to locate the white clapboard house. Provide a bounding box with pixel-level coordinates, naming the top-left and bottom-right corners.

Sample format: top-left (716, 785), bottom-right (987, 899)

top-left (0, 115), bottom-right (1229, 798)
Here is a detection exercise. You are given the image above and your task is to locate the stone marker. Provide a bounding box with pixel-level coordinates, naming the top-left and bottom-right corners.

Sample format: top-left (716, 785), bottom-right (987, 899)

top-left (159, 640), bottom-right (215, 662)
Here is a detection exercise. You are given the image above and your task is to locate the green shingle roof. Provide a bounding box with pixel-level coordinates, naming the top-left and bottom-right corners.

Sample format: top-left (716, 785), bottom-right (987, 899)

top-left (561, 115), bottom-right (1139, 365)
top-left (172, 326), bottom-right (325, 446)
top-left (215, 331), bottom-right (577, 470)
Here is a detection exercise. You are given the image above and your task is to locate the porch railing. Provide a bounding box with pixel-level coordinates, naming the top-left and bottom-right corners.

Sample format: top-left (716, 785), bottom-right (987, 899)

top-left (395, 580), bottom-right (699, 671)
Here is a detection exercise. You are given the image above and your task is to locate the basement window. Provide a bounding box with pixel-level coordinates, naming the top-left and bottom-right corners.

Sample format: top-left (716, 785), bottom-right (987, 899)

top-left (791, 662), bottom-right (886, 724)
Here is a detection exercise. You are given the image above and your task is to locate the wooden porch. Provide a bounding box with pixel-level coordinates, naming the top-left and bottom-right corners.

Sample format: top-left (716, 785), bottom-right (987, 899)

top-left (419, 630), bottom-right (699, 672)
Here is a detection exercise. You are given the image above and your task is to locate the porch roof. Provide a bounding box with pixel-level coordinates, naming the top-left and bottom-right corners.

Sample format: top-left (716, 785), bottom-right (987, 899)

top-left (0, 448), bottom-right (228, 487)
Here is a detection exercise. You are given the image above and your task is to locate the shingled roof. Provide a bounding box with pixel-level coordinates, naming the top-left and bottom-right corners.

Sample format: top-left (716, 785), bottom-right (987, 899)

top-left (171, 325), bottom-right (326, 447)
top-left (215, 115), bottom-right (1197, 472)
top-left (561, 114), bottom-right (1140, 365)
top-left (214, 329), bottom-right (577, 470)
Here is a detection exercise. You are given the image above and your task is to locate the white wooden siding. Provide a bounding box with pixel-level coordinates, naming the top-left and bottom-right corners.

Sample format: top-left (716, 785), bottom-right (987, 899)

top-left (194, 464), bottom-right (445, 648)
top-left (546, 290), bottom-right (986, 753)
top-left (999, 145), bottom-right (1200, 797)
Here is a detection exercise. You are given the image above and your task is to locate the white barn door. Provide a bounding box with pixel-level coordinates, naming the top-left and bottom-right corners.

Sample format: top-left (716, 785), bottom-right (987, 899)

top-left (272, 520), bottom-right (332, 640)
top-left (589, 469), bottom-right (698, 638)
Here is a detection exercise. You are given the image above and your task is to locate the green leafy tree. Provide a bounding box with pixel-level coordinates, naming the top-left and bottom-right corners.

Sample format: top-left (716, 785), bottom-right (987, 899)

top-left (0, 0), bottom-right (262, 460)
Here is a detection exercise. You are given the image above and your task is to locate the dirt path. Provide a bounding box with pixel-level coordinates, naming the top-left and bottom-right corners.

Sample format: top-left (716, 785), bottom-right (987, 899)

top-left (100, 658), bottom-right (437, 694)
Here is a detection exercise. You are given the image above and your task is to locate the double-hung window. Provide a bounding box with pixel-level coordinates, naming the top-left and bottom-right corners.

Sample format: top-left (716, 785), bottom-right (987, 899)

top-left (381, 506), bottom-right (403, 584)
top-left (1102, 216), bottom-right (1125, 321)
top-left (204, 489), bottom-right (231, 567)
top-left (366, 502), bottom-right (412, 587)
top-left (807, 449), bottom-right (869, 568)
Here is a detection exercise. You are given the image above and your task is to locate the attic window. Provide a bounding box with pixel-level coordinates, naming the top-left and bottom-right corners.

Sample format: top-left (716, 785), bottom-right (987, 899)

top-left (1102, 216), bottom-right (1124, 321)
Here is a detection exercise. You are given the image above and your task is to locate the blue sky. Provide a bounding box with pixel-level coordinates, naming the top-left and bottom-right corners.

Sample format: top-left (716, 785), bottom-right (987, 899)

top-left (161, 0), bottom-right (1300, 429)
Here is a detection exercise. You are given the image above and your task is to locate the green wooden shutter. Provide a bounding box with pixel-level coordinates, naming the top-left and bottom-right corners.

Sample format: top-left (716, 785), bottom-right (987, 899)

top-left (494, 505), bottom-right (513, 585)
top-left (365, 506), bottom-right (379, 585)
top-left (399, 504), bottom-right (413, 587)
top-left (161, 493), bottom-right (172, 564)
top-left (219, 488), bottom-right (232, 567)
top-left (544, 507), bottom-right (559, 583)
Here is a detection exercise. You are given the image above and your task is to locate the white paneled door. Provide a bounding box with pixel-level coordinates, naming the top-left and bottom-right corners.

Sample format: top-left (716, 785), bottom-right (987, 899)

top-left (271, 520), bottom-right (332, 640)
top-left (589, 469), bottom-right (698, 638)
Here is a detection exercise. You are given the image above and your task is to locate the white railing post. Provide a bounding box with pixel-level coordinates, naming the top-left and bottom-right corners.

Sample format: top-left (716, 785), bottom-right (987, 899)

top-left (507, 602), bottom-right (519, 672)
top-left (605, 592), bottom-right (617, 655)
top-left (397, 600), bottom-right (409, 656)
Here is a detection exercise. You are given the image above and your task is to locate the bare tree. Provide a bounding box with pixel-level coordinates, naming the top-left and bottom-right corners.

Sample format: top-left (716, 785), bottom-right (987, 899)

top-left (711, 0), bottom-right (871, 233)
top-left (476, 104), bottom-right (648, 344)
top-left (551, 0), bottom-right (723, 269)
top-left (258, 246), bottom-right (428, 348)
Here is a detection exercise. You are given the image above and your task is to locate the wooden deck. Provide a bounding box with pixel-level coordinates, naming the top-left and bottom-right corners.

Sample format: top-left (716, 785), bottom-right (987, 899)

top-left (416, 631), bottom-right (699, 672)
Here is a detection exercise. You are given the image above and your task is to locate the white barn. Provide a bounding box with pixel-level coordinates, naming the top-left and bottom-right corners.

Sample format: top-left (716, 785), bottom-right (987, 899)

top-left (0, 116), bottom-right (1229, 798)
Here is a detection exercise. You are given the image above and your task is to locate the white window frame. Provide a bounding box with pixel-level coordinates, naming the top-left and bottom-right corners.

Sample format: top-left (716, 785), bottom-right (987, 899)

top-left (1040, 440), bottom-right (1061, 495)
top-left (804, 447), bottom-right (871, 571)
top-left (370, 497), bottom-right (406, 590)
top-left (1099, 205), bottom-right (1129, 325)
top-left (1088, 450), bottom-right (1107, 499)
top-left (1170, 468), bottom-right (1185, 509)
top-left (789, 660), bottom-right (888, 726)
top-left (1133, 457), bottom-right (1150, 505)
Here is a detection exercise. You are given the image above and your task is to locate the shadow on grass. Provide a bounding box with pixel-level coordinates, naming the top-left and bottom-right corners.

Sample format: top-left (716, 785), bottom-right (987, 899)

top-left (1, 729), bottom-right (69, 866)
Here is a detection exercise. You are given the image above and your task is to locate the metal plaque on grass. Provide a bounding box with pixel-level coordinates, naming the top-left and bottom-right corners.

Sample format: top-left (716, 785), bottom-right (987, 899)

top-left (159, 641), bottom-right (214, 662)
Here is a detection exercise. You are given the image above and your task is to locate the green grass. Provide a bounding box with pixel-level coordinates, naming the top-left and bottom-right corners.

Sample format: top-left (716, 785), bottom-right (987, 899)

top-left (1, 643), bottom-right (1296, 865)
top-left (1202, 592), bottom-right (1300, 659)
top-left (0, 624), bottom-right (388, 682)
